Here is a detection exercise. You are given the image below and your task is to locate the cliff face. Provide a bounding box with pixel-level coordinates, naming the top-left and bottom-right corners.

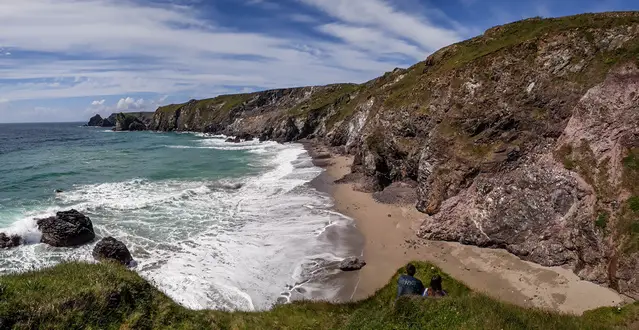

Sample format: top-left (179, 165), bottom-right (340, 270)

top-left (150, 13), bottom-right (639, 297)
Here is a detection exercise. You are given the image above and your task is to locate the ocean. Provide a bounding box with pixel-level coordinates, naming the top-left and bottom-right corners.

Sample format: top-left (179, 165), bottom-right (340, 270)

top-left (0, 122), bottom-right (362, 311)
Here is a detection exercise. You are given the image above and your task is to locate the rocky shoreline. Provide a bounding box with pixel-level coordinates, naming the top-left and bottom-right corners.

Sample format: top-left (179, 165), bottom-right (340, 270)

top-left (1, 209), bottom-right (136, 267)
top-left (86, 13), bottom-right (639, 299)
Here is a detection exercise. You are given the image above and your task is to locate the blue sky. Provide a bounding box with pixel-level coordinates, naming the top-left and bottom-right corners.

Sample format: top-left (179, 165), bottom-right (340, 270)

top-left (0, 0), bottom-right (636, 123)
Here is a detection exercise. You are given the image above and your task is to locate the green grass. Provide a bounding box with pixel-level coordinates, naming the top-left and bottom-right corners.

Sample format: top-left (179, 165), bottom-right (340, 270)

top-left (433, 13), bottom-right (639, 73)
top-left (629, 196), bottom-right (639, 213)
top-left (0, 261), bottom-right (638, 329)
top-left (596, 212), bottom-right (609, 230)
top-left (288, 84), bottom-right (359, 117)
top-left (156, 93), bottom-right (253, 121)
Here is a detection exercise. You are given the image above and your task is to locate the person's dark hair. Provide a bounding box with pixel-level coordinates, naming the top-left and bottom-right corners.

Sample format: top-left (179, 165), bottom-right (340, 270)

top-left (406, 263), bottom-right (416, 276)
top-left (430, 275), bottom-right (443, 292)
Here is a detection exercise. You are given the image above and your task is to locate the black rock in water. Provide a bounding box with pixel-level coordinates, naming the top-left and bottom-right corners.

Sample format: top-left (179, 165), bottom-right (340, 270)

top-left (0, 233), bottom-right (20, 249)
top-left (92, 237), bottom-right (135, 266)
top-left (339, 257), bottom-right (366, 271)
top-left (36, 209), bottom-right (95, 247)
top-left (87, 114), bottom-right (104, 126)
top-left (225, 136), bottom-right (241, 143)
top-left (238, 133), bottom-right (255, 142)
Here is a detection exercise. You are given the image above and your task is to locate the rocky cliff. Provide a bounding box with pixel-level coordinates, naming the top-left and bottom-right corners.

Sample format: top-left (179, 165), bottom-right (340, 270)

top-left (87, 112), bottom-right (154, 130)
top-left (149, 13), bottom-right (639, 298)
top-left (86, 113), bottom-right (116, 127)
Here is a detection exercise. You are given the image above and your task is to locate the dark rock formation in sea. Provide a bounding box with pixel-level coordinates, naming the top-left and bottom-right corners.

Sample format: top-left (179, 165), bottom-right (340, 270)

top-left (0, 233), bottom-right (20, 249)
top-left (87, 112), bottom-right (153, 130)
top-left (339, 257), bottom-right (366, 271)
top-left (36, 210), bottom-right (95, 247)
top-left (87, 114), bottom-right (116, 127)
top-left (92, 237), bottom-right (135, 267)
top-left (87, 114), bottom-right (104, 126)
top-left (114, 13), bottom-right (639, 298)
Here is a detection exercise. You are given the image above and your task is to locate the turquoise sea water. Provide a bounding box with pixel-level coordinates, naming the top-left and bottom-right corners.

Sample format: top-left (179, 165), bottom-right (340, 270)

top-left (0, 123), bottom-right (360, 310)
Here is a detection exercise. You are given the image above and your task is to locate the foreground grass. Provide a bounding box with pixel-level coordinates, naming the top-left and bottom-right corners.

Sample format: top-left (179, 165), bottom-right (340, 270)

top-left (0, 262), bottom-right (637, 329)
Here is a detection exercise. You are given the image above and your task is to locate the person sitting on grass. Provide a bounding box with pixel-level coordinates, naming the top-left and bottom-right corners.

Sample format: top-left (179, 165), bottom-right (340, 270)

top-left (397, 263), bottom-right (425, 298)
top-left (423, 274), bottom-right (448, 297)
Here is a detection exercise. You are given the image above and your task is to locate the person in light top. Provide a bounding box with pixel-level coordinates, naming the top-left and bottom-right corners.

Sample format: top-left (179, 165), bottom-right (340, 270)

top-left (423, 274), bottom-right (448, 297)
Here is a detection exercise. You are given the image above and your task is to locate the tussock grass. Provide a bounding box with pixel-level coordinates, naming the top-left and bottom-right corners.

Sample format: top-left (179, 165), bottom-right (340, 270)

top-left (0, 261), bottom-right (637, 329)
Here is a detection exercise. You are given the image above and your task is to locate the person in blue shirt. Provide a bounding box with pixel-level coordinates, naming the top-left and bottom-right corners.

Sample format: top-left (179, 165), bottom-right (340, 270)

top-left (423, 274), bottom-right (448, 297)
top-left (397, 263), bottom-right (425, 298)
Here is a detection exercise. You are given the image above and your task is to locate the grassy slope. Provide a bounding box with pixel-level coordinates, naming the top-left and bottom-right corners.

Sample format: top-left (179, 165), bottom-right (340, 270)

top-left (0, 262), bottom-right (638, 329)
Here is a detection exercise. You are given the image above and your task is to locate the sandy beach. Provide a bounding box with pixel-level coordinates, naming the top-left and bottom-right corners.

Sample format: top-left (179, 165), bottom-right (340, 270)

top-left (305, 142), bottom-right (629, 315)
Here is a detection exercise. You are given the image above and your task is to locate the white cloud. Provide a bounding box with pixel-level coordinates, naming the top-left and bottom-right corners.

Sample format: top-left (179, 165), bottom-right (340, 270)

top-left (298, 0), bottom-right (462, 51)
top-left (318, 23), bottom-right (425, 59)
top-left (0, 0), bottom-right (465, 111)
top-left (116, 97), bottom-right (145, 110)
top-left (91, 99), bottom-right (105, 105)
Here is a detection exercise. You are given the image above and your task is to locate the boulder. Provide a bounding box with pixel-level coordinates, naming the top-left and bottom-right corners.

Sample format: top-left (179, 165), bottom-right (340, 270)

top-left (87, 114), bottom-right (104, 126)
top-left (36, 210), bottom-right (95, 247)
top-left (0, 233), bottom-right (20, 249)
top-left (92, 237), bottom-right (135, 266)
top-left (225, 137), bottom-right (241, 143)
top-left (339, 257), bottom-right (366, 271)
top-left (238, 133), bottom-right (255, 142)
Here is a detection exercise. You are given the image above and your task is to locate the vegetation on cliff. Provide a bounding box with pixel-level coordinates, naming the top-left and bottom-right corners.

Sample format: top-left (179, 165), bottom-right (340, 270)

top-left (1, 261), bottom-right (638, 329)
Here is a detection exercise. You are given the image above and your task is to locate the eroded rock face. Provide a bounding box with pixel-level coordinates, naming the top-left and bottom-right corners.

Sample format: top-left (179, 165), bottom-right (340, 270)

top-left (92, 237), bottom-right (134, 266)
top-left (420, 163), bottom-right (598, 267)
top-left (37, 210), bottom-right (95, 247)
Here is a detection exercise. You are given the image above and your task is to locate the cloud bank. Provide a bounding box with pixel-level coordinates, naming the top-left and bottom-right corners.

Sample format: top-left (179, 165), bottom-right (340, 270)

top-left (0, 0), bottom-right (465, 105)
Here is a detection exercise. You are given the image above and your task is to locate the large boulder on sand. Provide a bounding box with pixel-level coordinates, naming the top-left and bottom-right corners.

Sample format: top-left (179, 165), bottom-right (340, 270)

top-left (36, 209), bottom-right (95, 247)
top-left (92, 237), bottom-right (135, 266)
top-left (0, 233), bottom-right (20, 249)
top-left (339, 257), bottom-right (366, 271)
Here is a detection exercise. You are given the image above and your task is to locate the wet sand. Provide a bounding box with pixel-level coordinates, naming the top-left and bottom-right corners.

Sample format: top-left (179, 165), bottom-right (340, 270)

top-left (304, 142), bottom-right (628, 315)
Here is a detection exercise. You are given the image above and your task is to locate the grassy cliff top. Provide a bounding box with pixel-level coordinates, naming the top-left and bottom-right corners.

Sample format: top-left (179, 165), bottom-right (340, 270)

top-left (0, 261), bottom-right (637, 329)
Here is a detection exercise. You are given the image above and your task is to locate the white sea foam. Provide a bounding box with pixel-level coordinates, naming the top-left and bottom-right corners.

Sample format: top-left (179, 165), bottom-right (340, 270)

top-left (0, 139), bottom-right (360, 311)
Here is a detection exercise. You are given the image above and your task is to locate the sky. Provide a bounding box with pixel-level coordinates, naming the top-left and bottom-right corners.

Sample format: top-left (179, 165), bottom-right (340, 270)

top-left (0, 0), bottom-right (636, 123)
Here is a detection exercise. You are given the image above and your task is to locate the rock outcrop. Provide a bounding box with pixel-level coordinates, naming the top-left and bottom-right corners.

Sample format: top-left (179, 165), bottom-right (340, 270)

top-left (137, 13), bottom-right (639, 297)
top-left (114, 112), bottom-right (154, 131)
top-left (339, 257), bottom-right (366, 271)
top-left (37, 210), bottom-right (95, 247)
top-left (0, 233), bottom-right (20, 249)
top-left (87, 112), bottom-right (153, 130)
top-left (92, 237), bottom-right (135, 266)
top-left (87, 114), bottom-right (116, 127)
top-left (87, 114), bottom-right (104, 126)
